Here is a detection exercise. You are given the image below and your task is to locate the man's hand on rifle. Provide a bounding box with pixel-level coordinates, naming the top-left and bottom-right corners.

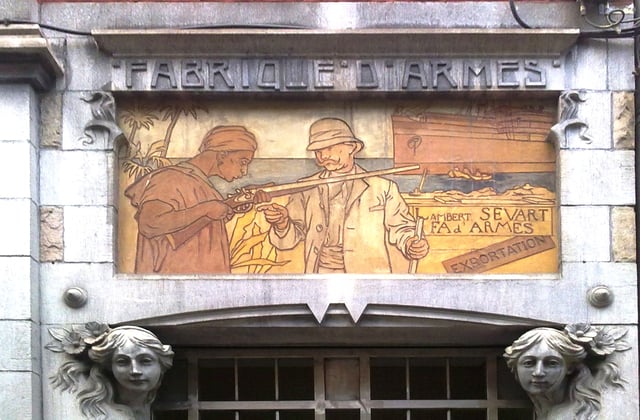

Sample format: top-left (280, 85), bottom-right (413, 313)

top-left (204, 200), bottom-right (234, 221)
top-left (406, 236), bottom-right (429, 260)
top-left (257, 203), bottom-right (290, 231)
top-left (252, 189), bottom-right (271, 204)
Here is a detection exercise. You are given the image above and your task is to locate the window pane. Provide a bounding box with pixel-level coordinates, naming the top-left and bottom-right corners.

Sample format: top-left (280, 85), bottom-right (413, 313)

top-left (156, 358), bottom-right (188, 402)
top-left (279, 410), bottom-right (315, 420)
top-left (239, 410), bottom-right (275, 420)
top-left (450, 409), bottom-right (486, 420)
top-left (496, 357), bottom-right (529, 400)
top-left (326, 409), bottom-right (360, 420)
top-left (371, 408), bottom-right (407, 420)
top-left (371, 358), bottom-right (406, 400)
top-left (450, 359), bottom-right (486, 399)
top-left (238, 359), bottom-right (275, 401)
top-left (325, 358), bottom-right (360, 401)
top-left (498, 408), bottom-right (534, 420)
top-left (153, 410), bottom-right (188, 420)
top-left (409, 358), bottom-right (447, 400)
top-left (410, 409), bottom-right (448, 420)
top-left (199, 359), bottom-right (235, 401)
top-left (278, 358), bottom-right (314, 400)
top-left (199, 411), bottom-right (235, 420)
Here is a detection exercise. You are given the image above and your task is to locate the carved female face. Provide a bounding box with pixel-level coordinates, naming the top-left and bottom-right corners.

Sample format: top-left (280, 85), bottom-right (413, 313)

top-left (111, 340), bottom-right (163, 395)
top-left (516, 340), bottom-right (569, 396)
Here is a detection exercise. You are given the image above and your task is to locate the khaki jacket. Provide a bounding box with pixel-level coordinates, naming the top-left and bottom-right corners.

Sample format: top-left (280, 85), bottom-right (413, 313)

top-left (269, 165), bottom-right (416, 273)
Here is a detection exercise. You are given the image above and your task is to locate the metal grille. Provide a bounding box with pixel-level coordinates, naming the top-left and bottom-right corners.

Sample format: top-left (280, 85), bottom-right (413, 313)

top-left (153, 348), bottom-right (533, 420)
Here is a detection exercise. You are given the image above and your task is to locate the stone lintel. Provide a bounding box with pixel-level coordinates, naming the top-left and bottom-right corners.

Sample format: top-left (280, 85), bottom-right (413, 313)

top-left (0, 24), bottom-right (64, 91)
top-left (92, 28), bottom-right (580, 57)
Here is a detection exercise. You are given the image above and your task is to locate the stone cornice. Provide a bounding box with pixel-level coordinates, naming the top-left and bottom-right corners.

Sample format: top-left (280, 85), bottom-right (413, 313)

top-left (0, 24), bottom-right (64, 90)
top-left (92, 28), bottom-right (580, 57)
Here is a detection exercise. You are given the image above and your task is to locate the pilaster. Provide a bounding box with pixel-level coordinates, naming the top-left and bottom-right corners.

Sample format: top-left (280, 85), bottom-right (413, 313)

top-left (0, 22), bottom-right (62, 420)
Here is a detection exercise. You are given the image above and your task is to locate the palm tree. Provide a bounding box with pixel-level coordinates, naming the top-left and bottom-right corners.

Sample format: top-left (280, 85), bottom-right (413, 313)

top-left (119, 102), bottom-right (173, 181)
top-left (159, 101), bottom-right (208, 157)
top-left (119, 102), bottom-right (159, 158)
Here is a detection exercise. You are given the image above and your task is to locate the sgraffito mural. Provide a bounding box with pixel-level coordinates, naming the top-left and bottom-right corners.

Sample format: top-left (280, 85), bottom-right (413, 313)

top-left (117, 97), bottom-right (558, 275)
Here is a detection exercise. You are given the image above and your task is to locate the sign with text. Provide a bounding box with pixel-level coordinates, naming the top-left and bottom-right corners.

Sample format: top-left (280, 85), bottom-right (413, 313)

top-left (423, 206), bottom-right (554, 236)
top-left (110, 57), bottom-right (563, 92)
top-left (442, 236), bottom-right (556, 274)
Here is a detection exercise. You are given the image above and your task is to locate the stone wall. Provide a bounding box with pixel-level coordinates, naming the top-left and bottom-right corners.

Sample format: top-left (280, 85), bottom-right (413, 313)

top-left (0, 0), bottom-right (636, 419)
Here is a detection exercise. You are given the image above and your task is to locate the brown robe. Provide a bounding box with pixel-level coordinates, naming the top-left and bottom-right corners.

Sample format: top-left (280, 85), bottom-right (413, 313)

top-left (124, 164), bottom-right (230, 274)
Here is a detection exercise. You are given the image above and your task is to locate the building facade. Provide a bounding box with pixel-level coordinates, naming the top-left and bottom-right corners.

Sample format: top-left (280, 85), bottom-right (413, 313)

top-left (0, 0), bottom-right (637, 419)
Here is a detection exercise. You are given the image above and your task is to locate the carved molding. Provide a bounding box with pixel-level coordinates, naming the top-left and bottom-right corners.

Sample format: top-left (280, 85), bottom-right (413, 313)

top-left (504, 323), bottom-right (631, 420)
top-left (46, 322), bottom-right (174, 420)
top-left (128, 302), bottom-right (547, 328)
top-left (546, 90), bottom-right (593, 147)
top-left (93, 28), bottom-right (579, 57)
top-left (123, 303), bottom-right (550, 347)
top-left (79, 91), bottom-right (125, 149)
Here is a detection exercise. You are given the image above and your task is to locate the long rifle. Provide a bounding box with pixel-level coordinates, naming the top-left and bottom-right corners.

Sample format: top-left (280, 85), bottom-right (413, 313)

top-left (167, 164), bottom-right (420, 249)
top-left (224, 164), bottom-right (421, 212)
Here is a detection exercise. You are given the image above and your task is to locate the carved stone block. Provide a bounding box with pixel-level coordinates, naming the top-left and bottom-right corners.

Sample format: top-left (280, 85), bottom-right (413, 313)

top-left (40, 92), bottom-right (62, 148)
top-left (613, 91), bottom-right (634, 150)
top-left (612, 206), bottom-right (636, 262)
top-left (40, 206), bottom-right (63, 262)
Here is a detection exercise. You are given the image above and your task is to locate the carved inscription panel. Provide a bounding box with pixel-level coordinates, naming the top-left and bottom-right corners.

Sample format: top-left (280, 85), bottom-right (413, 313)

top-left (111, 57), bottom-right (561, 92)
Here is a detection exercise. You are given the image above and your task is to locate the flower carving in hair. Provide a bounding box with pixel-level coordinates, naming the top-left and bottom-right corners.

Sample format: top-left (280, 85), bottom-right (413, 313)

top-left (83, 321), bottom-right (110, 345)
top-left (45, 322), bottom-right (112, 355)
top-left (563, 323), bottom-right (630, 357)
top-left (564, 323), bottom-right (598, 344)
top-left (589, 327), bottom-right (631, 356)
top-left (61, 330), bottom-right (89, 354)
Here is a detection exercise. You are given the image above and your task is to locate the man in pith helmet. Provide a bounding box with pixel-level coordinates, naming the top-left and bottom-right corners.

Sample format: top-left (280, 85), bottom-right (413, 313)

top-left (259, 117), bottom-right (429, 273)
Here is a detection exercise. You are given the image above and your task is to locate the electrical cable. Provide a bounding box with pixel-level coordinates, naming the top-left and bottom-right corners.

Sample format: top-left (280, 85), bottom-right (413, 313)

top-left (509, 0), bottom-right (532, 29)
top-left (580, 25), bottom-right (640, 38)
top-left (3, 18), bottom-right (92, 36)
top-left (2, 18), bottom-right (311, 36)
top-left (4, 14), bottom-right (640, 40)
top-left (507, 0), bottom-right (640, 39)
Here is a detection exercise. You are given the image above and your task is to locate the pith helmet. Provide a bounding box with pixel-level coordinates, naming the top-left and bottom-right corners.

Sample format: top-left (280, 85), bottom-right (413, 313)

top-left (307, 118), bottom-right (364, 152)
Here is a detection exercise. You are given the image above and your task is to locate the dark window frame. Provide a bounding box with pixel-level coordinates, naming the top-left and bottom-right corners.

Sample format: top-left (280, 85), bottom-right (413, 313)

top-left (153, 348), bottom-right (533, 420)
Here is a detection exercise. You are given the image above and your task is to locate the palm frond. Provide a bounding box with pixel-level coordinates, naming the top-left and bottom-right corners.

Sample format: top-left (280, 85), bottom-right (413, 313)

top-left (146, 140), bottom-right (165, 154)
top-left (231, 258), bottom-right (290, 269)
top-left (229, 212), bottom-right (259, 253)
top-left (120, 106), bottom-right (158, 131)
top-left (149, 156), bottom-right (173, 169)
top-left (122, 160), bottom-right (153, 181)
top-left (230, 232), bottom-right (268, 265)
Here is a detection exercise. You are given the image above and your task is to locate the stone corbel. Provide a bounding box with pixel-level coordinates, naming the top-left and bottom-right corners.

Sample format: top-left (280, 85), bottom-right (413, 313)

top-left (45, 322), bottom-right (174, 420)
top-left (546, 90), bottom-right (593, 147)
top-left (79, 91), bottom-right (125, 149)
top-left (504, 323), bottom-right (631, 420)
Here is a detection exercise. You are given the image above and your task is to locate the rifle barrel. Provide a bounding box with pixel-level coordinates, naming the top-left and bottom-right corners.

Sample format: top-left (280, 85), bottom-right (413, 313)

top-left (260, 164), bottom-right (421, 194)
